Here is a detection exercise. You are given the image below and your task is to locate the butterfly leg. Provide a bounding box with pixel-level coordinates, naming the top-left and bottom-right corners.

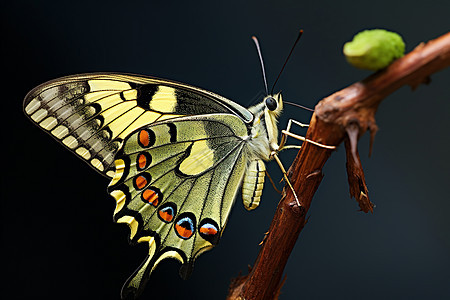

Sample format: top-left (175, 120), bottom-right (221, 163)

top-left (270, 152), bottom-right (301, 207)
top-left (242, 159), bottom-right (266, 210)
top-left (279, 119), bottom-right (336, 150)
top-left (270, 119), bottom-right (335, 207)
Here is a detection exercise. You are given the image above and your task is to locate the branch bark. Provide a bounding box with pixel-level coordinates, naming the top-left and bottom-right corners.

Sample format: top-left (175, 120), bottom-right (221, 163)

top-left (227, 31), bottom-right (450, 300)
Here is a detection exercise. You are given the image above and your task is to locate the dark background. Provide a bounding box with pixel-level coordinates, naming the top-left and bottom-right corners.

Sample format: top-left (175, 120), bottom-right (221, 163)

top-left (2, 1), bottom-right (449, 299)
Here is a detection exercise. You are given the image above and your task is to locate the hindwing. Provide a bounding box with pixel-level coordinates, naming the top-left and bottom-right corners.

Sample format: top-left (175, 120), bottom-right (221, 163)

top-left (23, 73), bottom-right (253, 177)
top-left (107, 114), bottom-right (250, 298)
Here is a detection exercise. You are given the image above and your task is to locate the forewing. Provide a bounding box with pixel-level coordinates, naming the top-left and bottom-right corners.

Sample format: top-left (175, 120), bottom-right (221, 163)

top-left (23, 73), bottom-right (253, 177)
top-left (107, 114), bottom-right (250, 299)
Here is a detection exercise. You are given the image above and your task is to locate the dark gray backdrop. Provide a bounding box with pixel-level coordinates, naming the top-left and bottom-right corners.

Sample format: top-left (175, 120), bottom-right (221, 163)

top-left (2, 1), bottom-right (449, 299)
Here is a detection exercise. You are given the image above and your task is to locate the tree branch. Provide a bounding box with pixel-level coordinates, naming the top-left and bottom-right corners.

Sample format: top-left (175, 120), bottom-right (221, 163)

top-left (227, 31), bottom-right (450, 300)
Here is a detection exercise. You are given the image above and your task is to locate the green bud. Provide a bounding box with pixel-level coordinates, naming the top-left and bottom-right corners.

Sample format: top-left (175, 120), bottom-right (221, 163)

top-left (343, 29), bottom-right (405, 71)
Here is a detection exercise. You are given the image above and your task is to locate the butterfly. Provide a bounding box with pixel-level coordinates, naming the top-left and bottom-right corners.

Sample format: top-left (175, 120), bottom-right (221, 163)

top-left (21, 30), bottom-right (335, 299)
top-left (23, 71), bottom-right (296, 298)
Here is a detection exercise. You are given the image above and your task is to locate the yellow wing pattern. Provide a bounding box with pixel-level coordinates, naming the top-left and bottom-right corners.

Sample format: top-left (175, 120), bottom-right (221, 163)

top-left (23, 73), bottom-right (252, 177)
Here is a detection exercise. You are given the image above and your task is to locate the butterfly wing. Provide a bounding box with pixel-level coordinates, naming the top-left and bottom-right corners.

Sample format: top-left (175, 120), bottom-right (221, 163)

top-left (107, 114), bottom-right (250, 298)
top-left (23, 73), bottom-right (253, 177)
top-left (24, 73), bottom-right (258, 298)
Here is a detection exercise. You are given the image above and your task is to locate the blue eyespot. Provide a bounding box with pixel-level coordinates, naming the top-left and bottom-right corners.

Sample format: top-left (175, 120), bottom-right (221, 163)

top-left (198, 218), bottom-right (220, 245)
top-left (175, 213), bottom-right (196, 240)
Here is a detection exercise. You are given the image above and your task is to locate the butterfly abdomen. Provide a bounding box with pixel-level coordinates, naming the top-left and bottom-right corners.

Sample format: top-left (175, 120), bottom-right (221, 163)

top-left (242, 160), bottom-right (266, 210)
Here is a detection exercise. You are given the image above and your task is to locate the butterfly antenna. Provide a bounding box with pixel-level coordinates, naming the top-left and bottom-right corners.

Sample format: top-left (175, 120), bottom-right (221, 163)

top-left (284, 101), bottom-right (315, 112)
top-left (252, 36), bottom-right (269, 95)
top-left (271, 29), bottom-right (304, 95)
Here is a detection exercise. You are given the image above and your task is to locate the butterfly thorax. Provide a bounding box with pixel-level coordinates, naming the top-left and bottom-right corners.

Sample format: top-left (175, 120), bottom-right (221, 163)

top-left (246, 93), bottom-right (283, 161)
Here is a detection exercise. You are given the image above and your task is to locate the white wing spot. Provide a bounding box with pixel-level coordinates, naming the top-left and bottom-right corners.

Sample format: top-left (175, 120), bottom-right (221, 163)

top-left (62, 135), bottom-right (79, 149)
top-left (75, 147), bottom-right (91, 160)
top-left (39, 116), bottom-right (58, 130)
top-left (25, 98), bottom-right (40, 114)
top-left (51, 125), bottom-right (69, 139)
top-left (30, 108), bottom-right (48, 122)
top-left (91, 158), bottom-right (104, 171)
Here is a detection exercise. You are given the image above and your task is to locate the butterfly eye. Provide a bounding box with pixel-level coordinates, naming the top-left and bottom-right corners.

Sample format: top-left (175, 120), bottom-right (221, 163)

top-left (265, 97), bottom-right (277, 111)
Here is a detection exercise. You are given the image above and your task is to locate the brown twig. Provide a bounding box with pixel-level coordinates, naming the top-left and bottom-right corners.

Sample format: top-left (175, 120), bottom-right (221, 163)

top-left (227, 31), bottom-right (450, 300)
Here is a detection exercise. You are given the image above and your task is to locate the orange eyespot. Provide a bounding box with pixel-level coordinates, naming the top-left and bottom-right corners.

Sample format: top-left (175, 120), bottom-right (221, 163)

top-left (134, 175), bottom-right (148, 189)
top-left (174, 214), bottom-right (196, 240)
top-left (159, 210), bottom-right (174, 222)
top-left (198, 219), bottom-right (219, 244)
top-left (199, 225), bottom-right (218, 236)
top-left (175, 224), bottom-right (193, 239)
top-left (138, 129), bottom-right (155, 148)
top-left (157, 203), bottom-right (176, 223)
top-left (138, 154), bottom-right (147, 169)
top-left (138, 130), bottom-right (149, 147)
top-left (137, 153), bottom-right (151, 170)
top-left (142, 189), bottom-right (159, 207)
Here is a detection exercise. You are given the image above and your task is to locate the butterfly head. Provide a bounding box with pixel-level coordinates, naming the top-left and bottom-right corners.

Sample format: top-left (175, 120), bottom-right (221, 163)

top-left (264, 92), bottom-right (283, 117)
top-left (258, 92), bottom-right (283, 152)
